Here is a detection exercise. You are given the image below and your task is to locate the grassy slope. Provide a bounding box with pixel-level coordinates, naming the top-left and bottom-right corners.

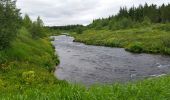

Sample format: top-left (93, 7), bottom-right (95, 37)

top-left (1, 27), bottom-right (170, 99)
top-left (74, 24), bottom-right (170, 55)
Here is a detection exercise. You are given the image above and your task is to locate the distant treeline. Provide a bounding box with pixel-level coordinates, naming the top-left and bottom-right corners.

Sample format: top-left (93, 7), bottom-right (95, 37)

top-left (48, 3), bottom-right (170, 33)
top-left (117, 3), bottom-right (170, 23)
top-left (47, 25), bottom-right (84, 31)
top-left (88, 3), bottom-right (170, 30)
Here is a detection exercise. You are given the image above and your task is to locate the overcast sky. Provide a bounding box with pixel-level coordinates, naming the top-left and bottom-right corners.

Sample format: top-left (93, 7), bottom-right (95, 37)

top-left (17, 0), bottom-right (170, 26)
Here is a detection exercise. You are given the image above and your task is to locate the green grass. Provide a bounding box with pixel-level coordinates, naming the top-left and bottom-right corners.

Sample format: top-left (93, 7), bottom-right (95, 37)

top-left (73, 23), bottom-right (170, 55)
top-left (1, 26), bottom-right (170, 99)
top-left (1, 75), bottom-right (170, 99)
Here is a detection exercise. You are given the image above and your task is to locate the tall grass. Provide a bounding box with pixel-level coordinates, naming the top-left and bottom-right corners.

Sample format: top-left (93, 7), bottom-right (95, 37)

top-left (1, 76), bottom-right (170, 99)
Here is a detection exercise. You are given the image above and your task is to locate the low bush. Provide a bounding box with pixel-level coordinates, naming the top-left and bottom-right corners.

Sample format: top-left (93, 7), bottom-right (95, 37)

top-left (162, 36), bottom-right (170, 48)
top-left (76, 27), bottom-right (83, 34)
top-left (0, 79), bottom-right (4, 88)
top-left (22, 71), bottom-right (35, 84)
top-left (126, 42), bottom-right (144, 53)
top-left (153, 24), bottom-right (170, 32)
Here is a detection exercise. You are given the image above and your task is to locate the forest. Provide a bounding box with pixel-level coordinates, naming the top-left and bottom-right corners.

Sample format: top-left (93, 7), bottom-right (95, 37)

top-left (88, 3), bottom-right (170, 30)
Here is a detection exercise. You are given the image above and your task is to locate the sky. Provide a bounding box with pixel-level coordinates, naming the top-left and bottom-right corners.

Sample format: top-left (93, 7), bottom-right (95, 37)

top-left (16, 0), bottom-right (170, 26)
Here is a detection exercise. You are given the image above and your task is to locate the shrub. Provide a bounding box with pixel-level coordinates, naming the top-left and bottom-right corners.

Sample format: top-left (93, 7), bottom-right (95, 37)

top-left (30, 23), bottom-right (45, 39)
top-left (0, 52), bottom-right (7, 64)
top-left (110, 18), bottom-right (134, 30)
top-left (160, 24), bottom-right (170, 32)
top-left (76, 27), bottom-right (83, 34)
top-left (50, 37), bottom-right (55, 41)
top-left (126, 42), bottom-right (144, 53)
top-left (162, 36), bottom-right (170, 48)
top-left (142, 16), bottom-right (151, 26)
top-left (22, 71), bottom-right (35, 84)
top-left (0, 79), bottom-right (4, 88)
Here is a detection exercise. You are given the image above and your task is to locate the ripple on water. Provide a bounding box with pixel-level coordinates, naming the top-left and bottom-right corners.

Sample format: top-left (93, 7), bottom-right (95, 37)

top-left (53, 35), bottom-right (170, 86)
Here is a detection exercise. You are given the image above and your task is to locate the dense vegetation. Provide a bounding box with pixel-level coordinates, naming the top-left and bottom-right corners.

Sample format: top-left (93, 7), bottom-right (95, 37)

top-left (0, 0), bottom-right (21, 50)
top-left (72, 3), bottom-right (170, 55)
top-left (74, 24), bottom-right (170, 55)
top-left (1, 0), bottom-right (170, 99)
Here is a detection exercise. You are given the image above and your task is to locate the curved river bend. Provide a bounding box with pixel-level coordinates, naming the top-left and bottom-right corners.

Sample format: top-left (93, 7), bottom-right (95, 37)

top-left (52, 35), bottom-right (170, 86)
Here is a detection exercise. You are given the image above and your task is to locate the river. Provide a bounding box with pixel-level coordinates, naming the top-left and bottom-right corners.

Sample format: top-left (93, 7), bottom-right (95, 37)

top-left (52, 35), bottom-right (170, 86)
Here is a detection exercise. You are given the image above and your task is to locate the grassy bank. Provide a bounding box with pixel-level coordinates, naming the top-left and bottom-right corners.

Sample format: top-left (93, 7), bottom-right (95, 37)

top-left (73, 24), bottom-right (170, 55)
top-left (0, 27), bottom-right (65, 99)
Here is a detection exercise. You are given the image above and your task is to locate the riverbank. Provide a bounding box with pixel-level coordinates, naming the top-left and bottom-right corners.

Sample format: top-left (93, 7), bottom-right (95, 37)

top-left (73, 24), bottom-right (170, 55)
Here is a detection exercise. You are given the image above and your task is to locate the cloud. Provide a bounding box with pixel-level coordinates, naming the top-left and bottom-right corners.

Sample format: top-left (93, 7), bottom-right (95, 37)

top-left (16, 0), bottom-right (169, 26)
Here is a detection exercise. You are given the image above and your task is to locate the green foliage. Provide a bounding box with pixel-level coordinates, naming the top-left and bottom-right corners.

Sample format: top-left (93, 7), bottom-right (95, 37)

top-left (22, 15), bottom-right (46, 39)
top-left (0, 27), bottom-right (62, 97)
top-left (114, 18), bottom-right (133, 30)
top-left (76, 27), bottom-right (83, 34)
top-left (22, 71), bottom-right (35, 84)
top-left (50, 37), bottom-right (55, 41)
top-left (0, 0), bottom-right (21, 50)
top-left (2, 74), bottom-right (170, 99)
top-left (73, 24), bottom-right (170, 55)
top-left (23, 14), bottom-right (32, 30)
top-left (88, 3), bottom-right (170, 30)
top-left (126, 42), bottom-right (144, 53)
top-left (142, 16), bottom-right (151, 25)
top-left (157, 24), bottom-right (170, 32)
top-left (0, 79), bottom-right (4, 88)
top-left (1, 27), bottom-right (58, 71)
top-left (30, 17), bottom-right (46, 39)
top-left (162, 35), bottom-right (170, 48)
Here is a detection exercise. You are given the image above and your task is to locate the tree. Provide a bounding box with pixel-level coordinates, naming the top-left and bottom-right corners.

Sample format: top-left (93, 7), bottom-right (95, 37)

top-left (37, 16), bottom-right (44, 27)
top-left (161, 4), bottom-right (170, 23)
top-left (30, 16), bottom-right (46, 38)
top-left (23, 14), bottom-right (32, 30)
top-left (0, 0), bottom-right (21, 50)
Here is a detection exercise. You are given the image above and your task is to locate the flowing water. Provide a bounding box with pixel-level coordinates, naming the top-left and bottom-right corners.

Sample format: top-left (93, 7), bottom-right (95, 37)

top-left (52, 35), bottom-right (170, 86)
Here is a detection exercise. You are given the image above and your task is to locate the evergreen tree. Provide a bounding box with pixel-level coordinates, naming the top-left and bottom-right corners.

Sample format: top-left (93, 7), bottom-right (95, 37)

top-left (30, 16), bottom-right (45, 38)
top-left (23, 14), bottom-right (32, 30)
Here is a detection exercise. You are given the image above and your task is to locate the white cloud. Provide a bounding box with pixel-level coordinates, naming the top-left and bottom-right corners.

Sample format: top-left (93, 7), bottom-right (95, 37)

top-left (16, 0), bottom-right (170, 26)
